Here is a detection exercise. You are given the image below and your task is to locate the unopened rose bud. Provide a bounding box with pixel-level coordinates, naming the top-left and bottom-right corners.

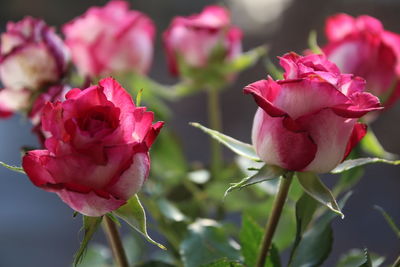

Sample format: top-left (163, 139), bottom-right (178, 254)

top-left (163, 5), bottom-right (242, 82)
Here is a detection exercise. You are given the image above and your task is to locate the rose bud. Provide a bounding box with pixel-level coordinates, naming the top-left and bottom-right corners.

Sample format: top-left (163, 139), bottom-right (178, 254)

top-left (22, 77), bottom-right (163, 216)
top-left (245, 53), bottom-right (382, 173)
top-left (163, 5), bottom-right (242, 80)
top-left (63, 0), bottom-right (155, 78)
top-left (323, 13), bottom-right (400, 108)
top-left (0, 17), bottom-right (70, 116)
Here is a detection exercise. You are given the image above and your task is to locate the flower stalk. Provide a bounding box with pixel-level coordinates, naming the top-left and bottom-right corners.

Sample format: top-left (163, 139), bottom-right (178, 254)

top-left (207, 87), bottom-right (223, 178)
top-left (256, 172), bottom-right (293, 267)
top-left (102, 216), bottom-right (129, 267)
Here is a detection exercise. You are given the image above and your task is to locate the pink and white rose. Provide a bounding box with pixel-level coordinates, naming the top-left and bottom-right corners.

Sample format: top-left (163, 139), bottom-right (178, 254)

top-left (323, 14), bottom-right (400, 108)
top-left (0, 17), bottom-right (69, 117)
top-left (22, 77), bottom-right (163, 216)
top-left (63, 0), bottom-right (155, 77)
top-left (245, 53), bottom-right (382, 173)
top-left (163, 5), bottom-right (242, 76)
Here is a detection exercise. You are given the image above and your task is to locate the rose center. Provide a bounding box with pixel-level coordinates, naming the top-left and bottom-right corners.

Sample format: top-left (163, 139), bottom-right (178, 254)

top-left (77, 105), bottom-right (120, 136)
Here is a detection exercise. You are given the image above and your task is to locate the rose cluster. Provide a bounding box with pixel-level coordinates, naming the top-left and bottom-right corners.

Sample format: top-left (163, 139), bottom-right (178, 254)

top-left (0, 1), bottom-right (398, 218)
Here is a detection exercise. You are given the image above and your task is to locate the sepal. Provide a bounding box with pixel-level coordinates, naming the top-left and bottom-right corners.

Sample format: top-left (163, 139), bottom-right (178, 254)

top-left (190, 122), bottom-right (260, 161)
top-left (296, 172), bottom-right (343, 218)
top-left (74, 215), bottom-right (103, 266)
top-left (0, 161), bottom-right (25, 174)
top-left (225, 164), bottom-right (285, 196)
top-left (331, 157), bottom-right (400, 174)
top-left (114, 194), bottom-right (166, 250)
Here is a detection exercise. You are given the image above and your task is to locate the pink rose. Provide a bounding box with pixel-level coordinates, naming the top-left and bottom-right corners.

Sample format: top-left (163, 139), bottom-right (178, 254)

top-left (0, 17), bottom-right (70, 116)
top-left (163, 5), bottom-right (242, 76)
top-left (323, 14), bottom-right (400, 108)
top-left (245, 53), bottom-right (382, 173)
top-left (22, 78), bottom-right (163, 216)
top-left (63, 0), bottom-right (155, 77)
top-left (28, 84), bottom-right (71, 145)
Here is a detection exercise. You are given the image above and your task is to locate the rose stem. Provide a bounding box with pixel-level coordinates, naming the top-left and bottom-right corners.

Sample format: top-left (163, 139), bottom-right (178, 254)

top-left (102, 216), bottom-right (129, 267)
top-left (207, 87), bottom-right (223, 179)
top-left (256, 173), bottom-right (293, 267)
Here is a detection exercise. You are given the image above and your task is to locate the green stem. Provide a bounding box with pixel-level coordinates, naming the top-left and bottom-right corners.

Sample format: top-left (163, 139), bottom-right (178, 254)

top-left (256, 173), bottom-right (293, 267)
top-left (207, 87), bottom-right (223, 178)
top-left (102, 216), bottom-right (129, 267)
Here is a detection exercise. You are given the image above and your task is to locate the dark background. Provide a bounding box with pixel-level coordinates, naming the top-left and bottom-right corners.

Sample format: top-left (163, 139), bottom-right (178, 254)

top-left (0, 0), bottom-right (399, 266)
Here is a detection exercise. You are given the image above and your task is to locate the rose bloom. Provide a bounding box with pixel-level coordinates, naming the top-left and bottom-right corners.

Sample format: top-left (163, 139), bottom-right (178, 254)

top-left (63, 0), bottom-right (155, 77)
top-left (22, 78), bottom-right (163, 216)
top-left (245, 53), bottom-right (382, 173)
top-left (0, 17), bottom-right (69, 117)
top-left (323, 14), bottom-right (400, 108)
top-left (163, 5), bottom-right (242, 76)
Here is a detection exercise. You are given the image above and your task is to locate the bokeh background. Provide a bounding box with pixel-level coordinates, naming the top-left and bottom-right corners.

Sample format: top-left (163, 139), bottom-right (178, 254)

top-left (0, 0), bottom-right (399, 266)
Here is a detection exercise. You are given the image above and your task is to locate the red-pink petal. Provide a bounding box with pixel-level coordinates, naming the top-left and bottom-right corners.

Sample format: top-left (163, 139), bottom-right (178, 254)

top-left (56, 190), bottom-right (126, 217)
top-left (22, 150), bottom-right (57, 187)
top-left (342, 123), bottom-right (367, 161)
top-left (243, 78), bottom-right (286, 117)
top-left (252, 109), bottom-right (317, 171)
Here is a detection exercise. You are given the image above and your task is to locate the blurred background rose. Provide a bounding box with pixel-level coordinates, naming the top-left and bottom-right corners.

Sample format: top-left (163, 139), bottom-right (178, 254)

top-left (0, 0), bottom-right (399, 266)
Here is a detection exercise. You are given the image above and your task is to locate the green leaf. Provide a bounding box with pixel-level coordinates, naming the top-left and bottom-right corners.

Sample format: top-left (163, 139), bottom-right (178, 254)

top-left (360, 130), bottom-right (397, 159)
top-left (295, 194), bottom-right (319, 235)
top-left (156, 198), bottom-right (188, 222)
top-left (308, 30), bottom-right (322, 54)
top-left (297, 172), bottom-right (344, 218)
top-left (374, 205), bottom-right (400, 239)
top-left (359, 249), bottom-right (373, 267)
top-left (240, 215), bottom-right (263, 267)
top-left (240, 214), bottom-right (281, 267)
top-left (226, 45), bottom-right (268, 72)
top-left (265, 59), bottom-right (284, 80)
top-left (290, 193), bottom-right (320, 261)
top-left (180, 219), bottom-right (241, 267)
top-left (200, 259), bottom-right (244, 267)
top-left (0, 161), bottom-right (25, 174)
top-left (74, 216), bottom-right (103, 266)
top-left (331, 157), bottom-right (400, 174)
top-left (190, 122), bottom-right (260, 161)
top-left (114, 195), bottom-right (166, 250)
top-left (76, 244), bottom-right (111, 267)
top-left (337, 249), bottom-right (385, 267)
top-left (290, 224), bottom-right (333, 267)
top-left (290, 192), bottom-right (352, 267)
top-left (225, 164), bottom-right (285, 196)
